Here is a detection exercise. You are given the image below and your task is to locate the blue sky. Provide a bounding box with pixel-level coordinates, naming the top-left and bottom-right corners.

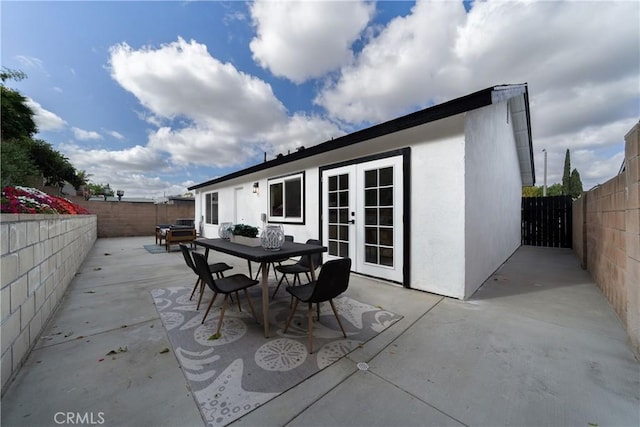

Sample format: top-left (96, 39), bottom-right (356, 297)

top-left (2, 0), bottom-right (638, 198)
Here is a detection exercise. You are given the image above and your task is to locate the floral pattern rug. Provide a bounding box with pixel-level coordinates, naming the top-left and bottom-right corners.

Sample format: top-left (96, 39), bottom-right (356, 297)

top-left (151, 285), bottom-right (402, 427)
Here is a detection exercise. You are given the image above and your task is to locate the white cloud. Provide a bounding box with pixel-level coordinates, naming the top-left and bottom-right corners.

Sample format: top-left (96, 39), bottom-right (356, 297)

top-left (60, 142), bottom-right (190, 198)
top-left (15, 55), bottom-right (47, 75)
top-left (316, 0), bottom-right (639, 189)
top-left (108, 37), bottom-right (341, 168)
top-left (107, 130), bottom-right (125, 140)
top-left (25, 98), bottom-right (67, 131)
top-left (249, 0), bottom-right (374, 83)
top-left (315, 0), bottom-right (469, 123)
top-left (72, 127), bottom-right (102, 141)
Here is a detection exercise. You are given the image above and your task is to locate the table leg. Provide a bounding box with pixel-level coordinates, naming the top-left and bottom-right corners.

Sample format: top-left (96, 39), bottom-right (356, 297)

top-left (204, 247), bottom-right (209, 260)
top-left (308, 255), bottom-right (317, 281)
top-left (261, 261), bottom-right (270, 337)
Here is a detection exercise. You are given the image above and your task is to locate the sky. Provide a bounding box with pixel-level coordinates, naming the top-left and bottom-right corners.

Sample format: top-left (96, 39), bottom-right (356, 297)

top-left (2, 0), bottom-right (638, 198)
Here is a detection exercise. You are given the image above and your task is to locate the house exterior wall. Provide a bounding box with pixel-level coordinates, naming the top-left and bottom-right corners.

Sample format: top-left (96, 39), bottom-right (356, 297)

top-left (464, 101), bottom-right (523, 298)
top-left (410, 134), bottom-right (466, 298)
top-left (193, 106), bottom-right (525, 300)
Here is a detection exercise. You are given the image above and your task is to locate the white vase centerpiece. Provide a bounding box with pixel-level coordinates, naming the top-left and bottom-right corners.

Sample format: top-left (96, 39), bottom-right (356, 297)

top-left (260, 224), bottom-right (285, 251)
top-left (218, 222), bottom-right (233, 239)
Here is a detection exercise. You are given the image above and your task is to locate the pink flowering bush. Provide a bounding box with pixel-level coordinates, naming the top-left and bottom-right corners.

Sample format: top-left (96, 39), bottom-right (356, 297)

top-left (1, 186), bottom-right (90, 215)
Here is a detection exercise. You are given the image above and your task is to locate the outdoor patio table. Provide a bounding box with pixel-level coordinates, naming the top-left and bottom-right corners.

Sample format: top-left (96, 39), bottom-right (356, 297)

top-left (195, 238), bottom-right (327, 338)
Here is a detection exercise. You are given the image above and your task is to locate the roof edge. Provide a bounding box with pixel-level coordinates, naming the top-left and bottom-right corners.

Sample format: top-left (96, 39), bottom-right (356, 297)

top-left (190, 84), bottom-right (527, 191)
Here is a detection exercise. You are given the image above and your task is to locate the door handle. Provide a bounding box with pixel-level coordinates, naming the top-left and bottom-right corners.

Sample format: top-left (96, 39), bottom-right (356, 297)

top-left (348, 219), bottom-right (355, 224)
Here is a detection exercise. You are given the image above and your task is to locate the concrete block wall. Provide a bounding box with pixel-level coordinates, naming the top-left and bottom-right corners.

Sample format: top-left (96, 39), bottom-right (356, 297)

top-left (67, 197), bottom-right (194, 238)
top-left (573, 121), bottom-right (640, 357)
top-left (0, 214), bottom-right (97, 394)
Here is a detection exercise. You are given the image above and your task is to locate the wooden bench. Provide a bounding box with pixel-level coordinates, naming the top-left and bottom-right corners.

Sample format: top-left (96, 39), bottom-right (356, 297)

top-left (165, 228), bottom-right (196, 252)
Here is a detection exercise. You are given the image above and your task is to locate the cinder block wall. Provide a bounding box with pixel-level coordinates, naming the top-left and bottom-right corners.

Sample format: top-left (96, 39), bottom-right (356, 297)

top-left (68, 198), bottom-right (194, 237)
top-left (573, 122), bottom-right (640, 357)
top-left (0, 214), bottom-right (97, 394)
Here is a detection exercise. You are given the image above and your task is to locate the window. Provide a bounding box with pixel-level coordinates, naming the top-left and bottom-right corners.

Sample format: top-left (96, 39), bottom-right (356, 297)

top-left (205, 192), bottom-right (218, 224)
top-left (268, 172), bottom-right (304, 223)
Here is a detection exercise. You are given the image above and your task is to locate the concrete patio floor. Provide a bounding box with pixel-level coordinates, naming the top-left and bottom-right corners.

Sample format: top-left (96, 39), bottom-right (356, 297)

top-left (1, 237), bottom-right (638, 427)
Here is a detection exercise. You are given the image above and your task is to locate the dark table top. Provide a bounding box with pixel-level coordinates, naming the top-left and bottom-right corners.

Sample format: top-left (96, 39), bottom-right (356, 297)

top-left (195, 238), bottom-right (326, 263)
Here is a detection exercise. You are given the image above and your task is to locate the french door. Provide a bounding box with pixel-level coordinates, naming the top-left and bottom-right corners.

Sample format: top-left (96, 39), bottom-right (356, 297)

top-left (322, 156), bottom-right (404, 282)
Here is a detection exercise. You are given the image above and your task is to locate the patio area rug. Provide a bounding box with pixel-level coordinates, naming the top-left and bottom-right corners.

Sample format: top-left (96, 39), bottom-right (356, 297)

top-left (143, 244), bottom-right (182, 254)
top-left (151, 285), bottom-right (402, 427)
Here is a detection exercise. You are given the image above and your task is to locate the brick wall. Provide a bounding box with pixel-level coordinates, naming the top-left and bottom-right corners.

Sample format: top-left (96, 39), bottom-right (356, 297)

top-left (0, 214), bottom-right (97, 393)
top-left (573, 122), bottom-right (640, 357)
top-left (68, 198), bottom-right (194, 237)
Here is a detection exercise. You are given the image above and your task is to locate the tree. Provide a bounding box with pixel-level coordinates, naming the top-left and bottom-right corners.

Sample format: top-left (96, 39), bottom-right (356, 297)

top-left (86, 183), bottom-right (114, 197)
top-left (1, 68), bottom-right (85, 190)
top-left (522, 186), bottom-right (542, 197)
top-left (1, 86), bottom-right (38, 141)
top-left (522, 183), bottom-right (563, 197)
top-left (547, 183), bottom-right (563, 196)
top-left (0, 137), bottom-right (38, 186)
top-left (562, 149), bottom-right (571, 196)
top-left (569, 168), bottom-right (583, 198)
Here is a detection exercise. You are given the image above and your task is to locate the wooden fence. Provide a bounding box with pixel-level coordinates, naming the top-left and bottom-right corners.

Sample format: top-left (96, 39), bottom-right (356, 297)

top-left (521, 196), bottom-right (573, 248)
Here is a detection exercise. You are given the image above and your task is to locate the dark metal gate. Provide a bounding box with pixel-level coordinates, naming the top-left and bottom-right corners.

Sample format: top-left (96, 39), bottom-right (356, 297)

top-left (521, 196), bottom-right (573, 248)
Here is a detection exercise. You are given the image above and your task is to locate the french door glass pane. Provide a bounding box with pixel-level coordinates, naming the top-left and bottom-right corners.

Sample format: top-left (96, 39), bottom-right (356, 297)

top-left (329, 241), bottom-right (338, 256)
top-left (379, 228), bottom-right (393, 246)
top-left (365, 170), bottom-right (377, 188)
top-left (379, 187), bottom-right (393, 206)
top-left (329, 225), bottom-right (337, 239)
top-left (379, 208), bottom-right (393, 226)
top-left (339, 208), bottom-right (349, 223)
top-left (365, 245), bottom-right (377, 263)
top-left (329, 192), bottom-right (337, 207)
top-left (362, 166), bottom-right (394, 267)
top-left (339, 174), bottom-right (349, 190)
top-left (380, 247), bottom-right (394, 266)
top-left (365, 208), bottom-right (377, 225)
top-left (339, 225), bottom-right (349, 240)
top-left (365, 189), bottom-right (377, 206)
top-left (329, 176), bottom-right (337, 191)
top-left (379, 167), bottom-right (393, 186)
top-left (339, 242), bottom-right (349, 257)
top-left (328, 173), bottom-right (350, 259)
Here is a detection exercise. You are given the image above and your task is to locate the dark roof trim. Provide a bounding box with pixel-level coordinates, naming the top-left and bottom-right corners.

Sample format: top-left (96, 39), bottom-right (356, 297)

top-left (189, 84), bottom-right (527, 190)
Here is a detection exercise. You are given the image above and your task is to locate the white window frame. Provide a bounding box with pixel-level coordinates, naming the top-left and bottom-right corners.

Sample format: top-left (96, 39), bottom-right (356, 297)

top-left (267, 172), bottom-right (304, 224)
top-left (204, 191), bottom-right (219, 225)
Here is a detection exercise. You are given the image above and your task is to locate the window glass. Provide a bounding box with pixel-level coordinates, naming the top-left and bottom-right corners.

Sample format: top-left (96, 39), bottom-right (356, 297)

top-left (205, 192), bottom-right (218, 224)
top-left (284, 178), bottom-right (301, 217)
top-left (270, 183), bottom-right (283, 216)
top-left (268, 173), bottom-right (304, 223)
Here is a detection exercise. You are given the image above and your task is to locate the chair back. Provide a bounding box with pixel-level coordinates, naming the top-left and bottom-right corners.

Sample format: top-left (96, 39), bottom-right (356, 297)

top-left (179, 244), bottom-right (196, 273)
top-left (308, 258), bottom-right (352, 303)
top-left (192, 252), bottom-right (221, 293)
top-left (299, 239), bottom-right (323, 270)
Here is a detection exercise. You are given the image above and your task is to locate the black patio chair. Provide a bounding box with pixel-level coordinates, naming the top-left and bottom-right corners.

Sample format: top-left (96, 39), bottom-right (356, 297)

top-left (179, 244), bottom-right (233, 310)
top-left (192, 252), bottom-right (260, 334)
top-left (271, 239), bottom-right (323, 299)
top-left (283, 257), bottom-right (352, 353)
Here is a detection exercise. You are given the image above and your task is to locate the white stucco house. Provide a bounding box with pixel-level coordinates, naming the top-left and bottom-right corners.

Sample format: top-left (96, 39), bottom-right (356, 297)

top-left (189, 84), bottom-right (535, 299)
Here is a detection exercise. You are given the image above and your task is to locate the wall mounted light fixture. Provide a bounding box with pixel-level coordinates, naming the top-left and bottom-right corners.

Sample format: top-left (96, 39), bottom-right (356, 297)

top-left (253, 182), bottom-right (259, 194)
